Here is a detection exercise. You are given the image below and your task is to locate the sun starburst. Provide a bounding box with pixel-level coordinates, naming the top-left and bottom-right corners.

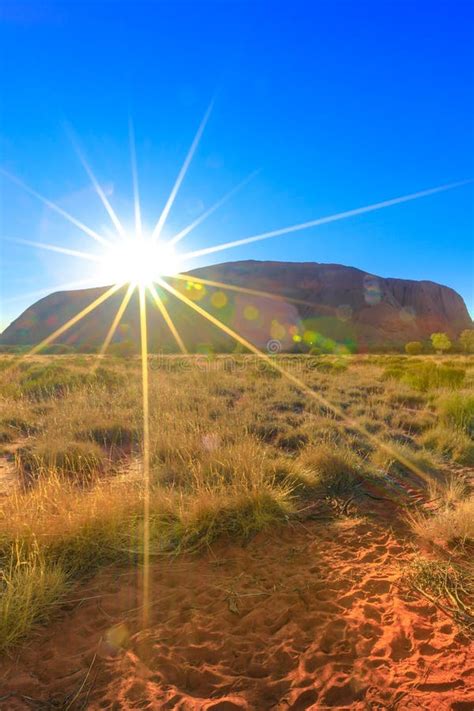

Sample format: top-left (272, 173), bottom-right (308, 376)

top-left (2, 101), bottom-right (471, 626)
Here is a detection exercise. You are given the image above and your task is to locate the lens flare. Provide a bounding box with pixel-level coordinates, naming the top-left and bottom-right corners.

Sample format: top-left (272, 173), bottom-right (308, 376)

top-left (4, 107), bottom-right (471, 638)
top-left (100, 237), bottom-right (181, 286)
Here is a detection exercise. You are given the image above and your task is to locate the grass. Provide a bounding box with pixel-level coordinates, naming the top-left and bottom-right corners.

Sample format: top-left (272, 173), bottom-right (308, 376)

top-left (408, 494), bottom-right (474, 548)
top-left (405, 558), bottom-right (473, 634)
top-left (16, 439), bottom-right (107, 487)
top-left (422, 425), bottom-right (474, 466)
top-left (382, 361), bottom-right (466, 391)
top-left (437, 392), bottom-right (474, 435)
top-left (0, 541), bottom-right (67, 652)
top-left (297, 443), bottom-right (368, 495)
top-left (0, 352), bottom-right (472, 650)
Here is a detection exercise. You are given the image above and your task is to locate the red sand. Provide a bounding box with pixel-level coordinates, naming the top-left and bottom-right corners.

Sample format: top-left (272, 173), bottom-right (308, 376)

top-left (1, 516), bottom-right (472, 710)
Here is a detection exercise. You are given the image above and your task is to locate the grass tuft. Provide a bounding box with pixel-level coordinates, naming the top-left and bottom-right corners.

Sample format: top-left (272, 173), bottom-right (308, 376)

top-left (437, 392), bottom-right (474, 435)
top-left (422, 425), bottom-right (474, 466)
top-left (408, 495), bottom-right (474, 548)
top-left (0, 540), bottom-right (67, 652)
top-left (16, 440), bottom-right (106, 487)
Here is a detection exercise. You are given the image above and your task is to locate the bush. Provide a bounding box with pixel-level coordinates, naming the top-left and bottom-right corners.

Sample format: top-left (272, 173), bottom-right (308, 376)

top-left (405, 341), bottom-right (422, 355)
top-left (110, 340), bottom-right (137, 358)
top-left (431, 332), bottom-right (452, 354)
top-left (40, 344), bottom-right (76, 355)
top-left (308, 359), bottom-right (348, 373)
top-left (459, 329), bottom-right (474, 354)
top-left (437, 393), bottom-right (474, 435)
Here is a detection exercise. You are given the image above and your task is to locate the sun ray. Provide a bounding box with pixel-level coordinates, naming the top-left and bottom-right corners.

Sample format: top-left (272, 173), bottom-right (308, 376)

top-left (1, 278), bottom-right (101, 305)
top-left (148, 282), bottom-right (187, 354)
top-left (26, 283), bottom-right (123, 357)
top-left (129, 119), bottom-right (142, 240)
top-left (157, 276), bottom-right (436, 486)
top-left (170, 272), bottom-right (334, 311)
top-left (151, 101), bottom-right (214, 242)
top-left (138, 283), bottom-right (151, 627)
top-left (67, 125), bottom-right (127, 238)
top-left (182, 180), bottom-right (471, 260)
top-left (167, 170), bottom-right (259, 247)
top-left (97, 282), bottom-right (136, 358)
top-left (0, 168), bottom-right (113, 247)
top-left (10, 237), bottom-right (102, 263)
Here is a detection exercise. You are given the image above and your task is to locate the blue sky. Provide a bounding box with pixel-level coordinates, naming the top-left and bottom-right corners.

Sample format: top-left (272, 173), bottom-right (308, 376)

top-left (1, 0), bottom-right (473, 330)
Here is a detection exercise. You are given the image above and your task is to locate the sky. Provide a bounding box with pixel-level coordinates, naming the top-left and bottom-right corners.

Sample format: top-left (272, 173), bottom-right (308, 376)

top-left (1, 0), bottom-right (473, 331)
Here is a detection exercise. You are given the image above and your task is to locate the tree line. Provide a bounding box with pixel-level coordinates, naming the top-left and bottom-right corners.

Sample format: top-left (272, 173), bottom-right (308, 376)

top-left (405, 329), bottom-right (474, 355)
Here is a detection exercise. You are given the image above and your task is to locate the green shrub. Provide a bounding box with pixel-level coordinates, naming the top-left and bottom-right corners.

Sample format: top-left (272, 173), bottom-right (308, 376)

top-left (405, 341), bottom-right (422, 355)
top-left (437, 393), bottom-right (474, 435)
top-left (307, 359), bottom-right (348, 373)
top-left (459, 329), bottom-right (474, 354)
top-left (431, 332), bottom-right (452, 354)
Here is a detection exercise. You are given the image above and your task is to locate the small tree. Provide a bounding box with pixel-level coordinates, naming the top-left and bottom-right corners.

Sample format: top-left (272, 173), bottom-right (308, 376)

top-left (431, 332), bottom-right (452, 354)
top-left (110, 339), bottom-right (136, 358)
top-left (405, 341), bottom-right (422, 355)
top-left (459, 329), bottom-right (474, 354)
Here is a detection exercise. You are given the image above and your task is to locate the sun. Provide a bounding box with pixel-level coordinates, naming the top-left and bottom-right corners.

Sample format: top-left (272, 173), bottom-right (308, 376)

top-left (100, 235), bottom-right (182, 286)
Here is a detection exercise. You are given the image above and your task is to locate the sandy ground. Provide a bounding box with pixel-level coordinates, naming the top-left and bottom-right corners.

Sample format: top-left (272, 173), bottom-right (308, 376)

top-left (1, 514), bottom-right (473, 710)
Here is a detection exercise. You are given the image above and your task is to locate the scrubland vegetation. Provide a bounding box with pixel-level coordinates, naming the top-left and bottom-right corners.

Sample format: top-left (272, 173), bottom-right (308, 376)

top-left (0, 353), bottom-right (472, 650)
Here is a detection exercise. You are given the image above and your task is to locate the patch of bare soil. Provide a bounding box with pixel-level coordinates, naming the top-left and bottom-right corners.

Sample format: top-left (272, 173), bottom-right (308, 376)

top-left (1, 517), bottom-right (473, 710)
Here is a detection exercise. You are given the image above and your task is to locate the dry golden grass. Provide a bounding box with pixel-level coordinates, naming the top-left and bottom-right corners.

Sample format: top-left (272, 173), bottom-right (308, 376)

top-left (0, 352), bottom-right (472, 649)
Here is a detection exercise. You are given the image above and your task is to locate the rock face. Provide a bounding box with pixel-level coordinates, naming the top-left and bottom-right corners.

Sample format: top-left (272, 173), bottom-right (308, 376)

top-left (1, 261), bottom-right (471, 352)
